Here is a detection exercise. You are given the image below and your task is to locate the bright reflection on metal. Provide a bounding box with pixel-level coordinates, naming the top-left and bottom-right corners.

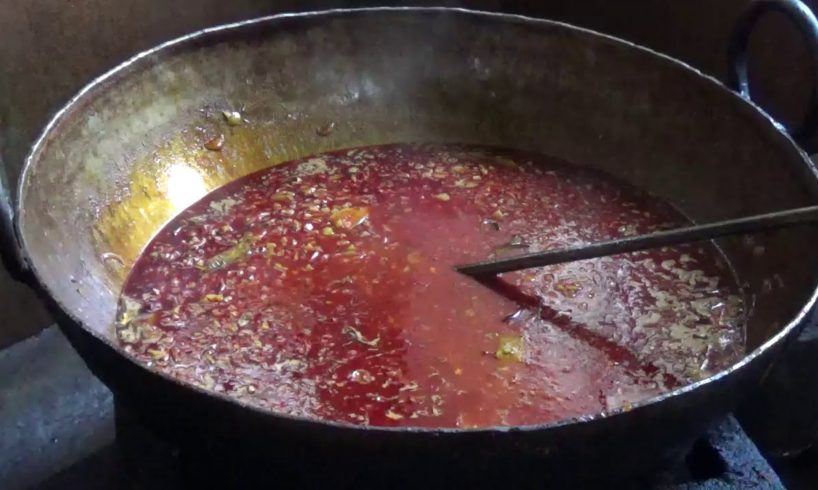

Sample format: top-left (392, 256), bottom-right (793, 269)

top-left (165, 163), bottom-right (207, 211)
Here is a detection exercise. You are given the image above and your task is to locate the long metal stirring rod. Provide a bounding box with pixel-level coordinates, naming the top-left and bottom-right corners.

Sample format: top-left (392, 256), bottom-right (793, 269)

top-left (455, 205), bottom-right (818, 277)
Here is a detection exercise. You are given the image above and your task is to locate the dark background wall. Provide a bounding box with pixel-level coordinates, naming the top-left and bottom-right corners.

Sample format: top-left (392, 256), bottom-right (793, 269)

top-left (1, 0), bottom-right (815, 347)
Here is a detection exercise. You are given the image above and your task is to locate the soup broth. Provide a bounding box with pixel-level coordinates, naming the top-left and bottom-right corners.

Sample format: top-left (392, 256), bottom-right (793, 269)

top-left (116, 143), bottom-right (744, 428)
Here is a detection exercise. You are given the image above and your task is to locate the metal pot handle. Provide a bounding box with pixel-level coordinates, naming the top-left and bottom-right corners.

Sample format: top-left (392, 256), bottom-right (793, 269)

top-left (728, 0), bottom-right (818, 151)
top-left (0, 154), bottom-right (34, 285)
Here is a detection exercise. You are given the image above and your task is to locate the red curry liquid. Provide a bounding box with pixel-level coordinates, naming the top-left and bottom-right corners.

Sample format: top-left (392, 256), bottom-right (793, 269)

top-left (116, 144), bottom-right (745, 428)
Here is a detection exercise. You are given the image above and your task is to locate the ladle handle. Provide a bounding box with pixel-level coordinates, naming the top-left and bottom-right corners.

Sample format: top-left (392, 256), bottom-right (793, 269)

top-left (728, 0), bottom-right (818, 152)
top-left (456, 205), bottom-right (818, 277)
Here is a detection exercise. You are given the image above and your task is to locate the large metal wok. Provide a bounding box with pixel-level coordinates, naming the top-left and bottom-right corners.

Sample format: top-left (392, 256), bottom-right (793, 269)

top-left (3, 2), bottom-right (818, 487)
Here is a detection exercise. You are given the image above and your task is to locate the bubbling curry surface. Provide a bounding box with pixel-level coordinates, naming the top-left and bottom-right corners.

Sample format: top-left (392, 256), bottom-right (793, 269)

top-left (116, 143), bottom-right (745, 428)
